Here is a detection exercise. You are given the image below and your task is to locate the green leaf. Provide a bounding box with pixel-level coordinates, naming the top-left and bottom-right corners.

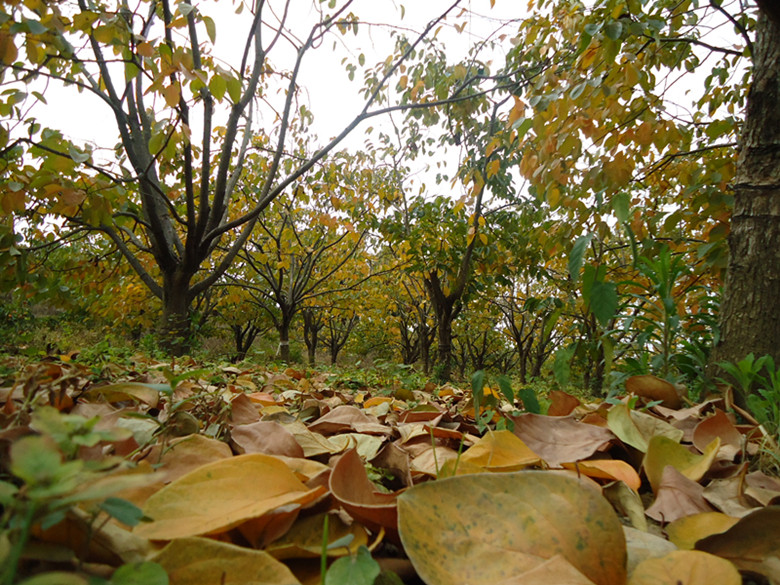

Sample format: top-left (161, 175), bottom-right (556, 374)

top-left (111, 562), bottom-right (169, 585)
top-left (17, 572), bottom-right (88, 585)
top-left (570, 81), bottom-right (586, 100)
top-left (589, 280), bottom-right (618, 327)
top-left (10, 435), bottom-right (62, 485)
top-left (324, 546), bottom-right (380, 585)
top-left (604, 21), bottom-right (623, 40)
top-left (203, 16), bottom-right (217, 43)
top-left (209, 75), bottom-right (226, 101)
top-left (613, 192), bottom-right (630, 223)
top-left (497, 375), bottom-right (514, 403)
top-left (68, 144), bottom-right (90, 164)
top-left (584, 23), bottom-right (602, 36)
top-left (553, 347), bottom-right (574, 387)
top-left (25, 19), bottom-right (48, 35)
top-left (226, 77), bottom-right (242, 103)
top-left (568, 233), bottom-right (593, 281)
top-left (99, 497), bottom-right (145, 527)
top-left (517, 387), bottom-right (541, 414)
top-left (0, 480), bottom-right (19, 506)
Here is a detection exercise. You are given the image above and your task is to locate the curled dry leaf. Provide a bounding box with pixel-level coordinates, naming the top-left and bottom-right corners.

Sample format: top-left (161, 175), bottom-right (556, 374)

top-left (329, 448), bottom-right (400, 543)
top-left (397, 470), bottom-right (627, 585)
top-left (562, 459), bottom-right (641, 491)
top-left (135, 453), bottom-right (325, 541)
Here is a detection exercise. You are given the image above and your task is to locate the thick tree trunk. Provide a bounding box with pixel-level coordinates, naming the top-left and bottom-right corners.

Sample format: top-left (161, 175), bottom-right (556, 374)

top-left (712, 12), bottom-right (780, 371)
top-left (159, 271), bottom-right (193, 356)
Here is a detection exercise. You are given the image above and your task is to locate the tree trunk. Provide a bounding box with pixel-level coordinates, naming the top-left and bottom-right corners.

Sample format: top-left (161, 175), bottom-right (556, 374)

top-left (435, 307), bottom-right (455, 381)
top-left (159, 271), bottom-right (193, 356)
top-left (278, 319), bottom-right (291, 362)
top-left (712, 12), bottom-right (780, 371)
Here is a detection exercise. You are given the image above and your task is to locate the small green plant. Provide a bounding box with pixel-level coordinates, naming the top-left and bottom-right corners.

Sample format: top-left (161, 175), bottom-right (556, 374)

top-left (718, 354), bottom-right (780, 438)
top-left (0, 407), bottom-right (161, 585)
top-left (470, 371), bottom-right (539, 433)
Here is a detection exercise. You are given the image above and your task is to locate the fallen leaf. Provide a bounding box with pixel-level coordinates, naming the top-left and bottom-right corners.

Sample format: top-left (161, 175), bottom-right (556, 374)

top-left (604, 481), bottom-right (648, 531)
top-left (627, 550), bottom-right (741, 585)
top-left (695, 505), bottom-right (780, 582)
top-left (135, 453), bottom-right (325, 540)
top-left (623, 526), bottom-right (677, 576)
top-left (547, 390), bottom-right (581, 416)
top-left (459, 430), bottom-right (541, 471)
top-left (509, 413), bottom-right (615, 467)
top-left (692, 410), bottom-right (742, 461)
top-left (562, 459), bottom-right (641, 492)
top-left (231, 421), bottom-right (305, 458)
top-left (397, 470), bottom-right (626, 585)
top-left (666, 512), bottom-right (740, 550)
top-left (152, 536), bottom-right (301, 585)
top-left (84, 382), bottom-right (168, 408)
top-left (266, 512), bottom-right (369, 559)
top-left (626, 375), bottom-right (682, 409)
top-left (308, 405), bottom-right (389, 435)
top-left (329, 448), bottom-right (400, 543)
top-left (642, 436), bottom-right (720, 493)
top-left (646, 466), bottom-right (714, 524)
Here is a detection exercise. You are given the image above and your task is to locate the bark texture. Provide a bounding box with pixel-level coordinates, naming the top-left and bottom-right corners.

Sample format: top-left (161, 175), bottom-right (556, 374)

top-left (712, 11), bottom-right (780, 368)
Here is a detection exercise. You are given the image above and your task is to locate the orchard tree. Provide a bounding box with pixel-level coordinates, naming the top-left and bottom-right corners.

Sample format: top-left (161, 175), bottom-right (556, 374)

top-left (0, 0), bottom-right (468, 354)
top-left (226, 160), bottom-right (388, 362)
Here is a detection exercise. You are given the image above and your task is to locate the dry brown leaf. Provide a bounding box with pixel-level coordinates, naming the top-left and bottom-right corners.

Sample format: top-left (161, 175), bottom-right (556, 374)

top-left (509, 413), bottom-right (615, 467)
top-left (229, 393), bottom-right (262, 424)
top-left (693, 410), bottom-right (742, 461)
top-left (626, 375), bottom-right (682, 409)
top-left (547, 390), bottom-right (581, 416)
top-left (646, 466), bottom-right (714, 524)
top-left (329, 448), bottom-right (400, 543)
top-left (308, 405), bottom-right (390, 435)
top-left (231, 420), bottom-right (305, 458)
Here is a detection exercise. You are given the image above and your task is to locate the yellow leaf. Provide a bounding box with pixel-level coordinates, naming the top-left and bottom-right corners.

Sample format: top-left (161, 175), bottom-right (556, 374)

top-left (666, 513), bottom-right (740, 550)
top-left (162, 83), bottom-right (181, 108)
top-left (459, 430), bottom-right (541, 471)
top-left (628, 550), bottom-right (740, 585)
top-left (135, 453), bottom-right (326, 540)
top-left (398, 471), bottom-right (626, 585)
top-left (547, 186), bottom-right (560, 208)
top-left (486, 158), bottom-right (501, 178)
top-left (485, 137), bottom-right (501, 158)
top-left (562, 459), bottom-right (642, 492)
top-left (642, 436), bottom-right (720, 494)
top-left (152, 537), bottom-right (301, 585)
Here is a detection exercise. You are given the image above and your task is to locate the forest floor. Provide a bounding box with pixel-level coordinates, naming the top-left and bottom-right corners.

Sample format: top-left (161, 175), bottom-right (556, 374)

top-left (0, 350), bottom-right (778, 585)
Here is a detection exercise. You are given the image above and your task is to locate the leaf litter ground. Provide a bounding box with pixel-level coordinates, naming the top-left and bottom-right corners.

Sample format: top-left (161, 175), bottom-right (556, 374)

top-left (1, 354), bottom-right (779, 585)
